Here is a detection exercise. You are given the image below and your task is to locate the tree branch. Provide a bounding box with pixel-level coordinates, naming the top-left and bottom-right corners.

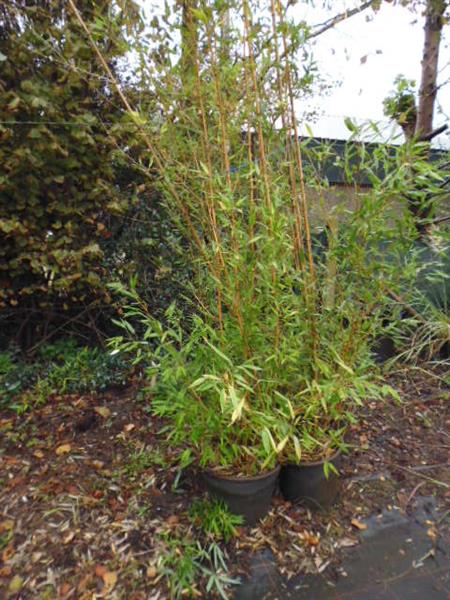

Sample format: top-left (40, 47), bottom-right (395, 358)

top-left (309, 1), bottom-right (377, 40)
top-left (418, 123), bottom-right (448, 141)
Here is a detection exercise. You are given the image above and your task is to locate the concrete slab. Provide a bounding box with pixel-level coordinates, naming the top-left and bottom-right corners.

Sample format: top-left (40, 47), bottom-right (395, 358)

top-left (235, 497), bottom-right (450, 600)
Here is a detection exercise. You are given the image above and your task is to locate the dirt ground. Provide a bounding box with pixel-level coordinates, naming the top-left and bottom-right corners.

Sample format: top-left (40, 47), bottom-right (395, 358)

top-left (0, 365), bottom-right (449, 599)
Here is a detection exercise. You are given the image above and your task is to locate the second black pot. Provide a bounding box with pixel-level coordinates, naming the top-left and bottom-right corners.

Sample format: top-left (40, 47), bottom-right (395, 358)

top-left (202, 465), bottom-right (280, 526)
top-left (279, 450), bottom-right (342, 510)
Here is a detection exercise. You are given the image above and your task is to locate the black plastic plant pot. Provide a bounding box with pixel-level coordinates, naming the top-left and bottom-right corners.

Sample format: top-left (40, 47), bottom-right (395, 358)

top-left (279, 450), bottom-right (342, 510)
top-left (202, 465), bottom-right (281, 526)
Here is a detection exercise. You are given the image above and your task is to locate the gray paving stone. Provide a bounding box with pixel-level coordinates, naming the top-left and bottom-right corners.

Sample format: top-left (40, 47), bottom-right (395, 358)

top-left (234, 498), bottom-right (450, 600)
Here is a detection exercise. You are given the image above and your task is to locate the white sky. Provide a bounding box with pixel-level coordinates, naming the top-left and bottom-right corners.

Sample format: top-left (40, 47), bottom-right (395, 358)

top-left (295, 1), bottom-right (450, 147)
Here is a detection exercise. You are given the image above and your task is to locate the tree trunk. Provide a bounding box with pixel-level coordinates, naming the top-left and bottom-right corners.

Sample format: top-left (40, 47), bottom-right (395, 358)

top-left (408, 0), bottom-right (447, 233)
top-left (415, 0), bottom-right (447, 138)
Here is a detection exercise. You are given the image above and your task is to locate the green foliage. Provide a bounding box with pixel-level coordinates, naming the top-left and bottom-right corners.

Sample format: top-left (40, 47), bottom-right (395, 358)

top-left (40, 345), bottom-right (130, 395)
top-left (0, 349), bottom-right (40, 406)
top-left (121, 447), bottom-right (168, 479)
top-left (110, 298), bottom-right (284, 473)
top-left (109, 256), bottom-right (395, 470)
top-left (0, 1), bottom-right (145, 331)
top-left (157, 534), bottom-right (238, 600)
top-left (0, 340), bottom-right (131, 411)
top-left (108, 4), bottom-right (419, 472)
top-left (383, 75), bottom-right (417, 127)
top-left (189, 499), bottom-right (243, 542)
top-left (391, 237), bottom-right (450, 362)
top-left (37, 339), bottom-right (80, 363)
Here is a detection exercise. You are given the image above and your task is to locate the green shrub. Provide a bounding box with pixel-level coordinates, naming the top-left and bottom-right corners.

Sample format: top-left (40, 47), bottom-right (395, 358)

top-left (0, 349), bottom-right (39, 406)
top-left (41, 346), bottom-right (130, 395)
top-left (0, 340), bottom-right (132, 411)
top-left (0, 3), bottom-right (134, 305)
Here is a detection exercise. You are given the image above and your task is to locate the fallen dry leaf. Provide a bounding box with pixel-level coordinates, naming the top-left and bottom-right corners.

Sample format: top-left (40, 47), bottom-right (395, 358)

top-left (123, 423), bottom-right (135, 433)
top-left (337, 536), bottom-right (359, 548)
top-left (166, 515), bottom-right (180, 527)
top-left (146, 565), bottom-right (157, 579)
top-left (33, 450), bottom-right (44, 459)
top-left (3, 456), bottom-right (21, 465)
top-left (73, 397), bottom-right (88, 409)
top-left (95, 406), bottom-right (111, 419)
top-left (102, 570), bottom-right (117, 589)
top-left (63, 531), bottom-right (75, 545)
top-left (0, 520), bottom-right (14, 534)
top-left (2, 544), bottom-right (15, 562)
top-left (0, 566), bottom-right (12, 578)
top-left (301, 531), bottom-right (320, 546)
top-left (78, 573), bottom-right (94, 593)
top-left (7, 476), bottom-right (26, 489)
top-left (351, 518), bottom-right (367, 531)
top-left (91, 460), bottom-right (105, 470)
top-left (56, 444), bottom-right (71, 456)
top-left (59, 582), bottom-right (72, 596)
top-left (95, 565), bottom-right (107, 578)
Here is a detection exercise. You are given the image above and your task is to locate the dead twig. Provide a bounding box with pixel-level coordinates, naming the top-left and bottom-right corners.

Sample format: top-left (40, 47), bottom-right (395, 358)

top-left (388, 463), bottom-right (449, 489)
top-left (309, 1), bottom-right (376, 40)
top-left (405, 482), bottom-right (426, 509)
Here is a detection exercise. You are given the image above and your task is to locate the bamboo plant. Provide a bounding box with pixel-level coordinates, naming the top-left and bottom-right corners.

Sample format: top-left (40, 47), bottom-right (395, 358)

top-left (104, 0), bottom-right (401, 474)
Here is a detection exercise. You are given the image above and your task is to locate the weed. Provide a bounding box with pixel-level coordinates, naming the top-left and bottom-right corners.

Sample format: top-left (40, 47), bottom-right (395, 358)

top-left (135, 503), bottom-right (151, 518)
top-left (0, 351), bottom-right (14, 379)
top-left (157, 533), bottom-right (238, 600)
top-left (0, 528), bottom-right (13, 550)
top-left (122, 447), bottom-right (166, 479)
top-left (189, 499), bottom-right (243, 542)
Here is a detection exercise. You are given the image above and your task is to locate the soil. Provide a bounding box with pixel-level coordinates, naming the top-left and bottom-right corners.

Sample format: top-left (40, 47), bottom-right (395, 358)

top-left (0, 365), bottom-right (449, 599)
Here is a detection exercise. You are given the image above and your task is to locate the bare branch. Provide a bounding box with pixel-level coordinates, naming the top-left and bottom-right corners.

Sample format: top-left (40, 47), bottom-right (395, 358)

top-left (309, 1), bottom-right (377, 40)
top-left (418, 123), bottom-right (448, 141)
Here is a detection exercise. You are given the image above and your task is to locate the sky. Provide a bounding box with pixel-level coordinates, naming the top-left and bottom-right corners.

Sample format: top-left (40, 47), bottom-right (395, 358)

top-left (294, 1), bottom-right (450, 147)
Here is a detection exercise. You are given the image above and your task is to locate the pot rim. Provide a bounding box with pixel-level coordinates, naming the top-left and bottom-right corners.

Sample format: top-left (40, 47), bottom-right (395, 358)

top-left (204, 463), bottom-right (280, 482)
top-left (283, 447), bottom-right (342, 468)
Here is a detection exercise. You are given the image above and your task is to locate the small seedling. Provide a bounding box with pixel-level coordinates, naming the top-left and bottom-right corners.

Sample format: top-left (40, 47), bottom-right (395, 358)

top-left (157, 533), bottom-right (238, 600)
top-left (189, 498), bottom-right (243, 542)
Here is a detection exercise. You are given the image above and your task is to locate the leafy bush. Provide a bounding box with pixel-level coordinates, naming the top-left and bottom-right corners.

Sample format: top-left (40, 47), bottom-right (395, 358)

top-left (0, 340), bottom-right (131, 412)
top-left (391, 237), bottom-right (450, 362)
top-left (109, 269), bottom-right (396, 474)
top-left (40, 346), bottom-right (130, 395)
top-left (0, 349), bottom-right (39, 405)
top-left (0, 1), bottom-right (173, 348)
